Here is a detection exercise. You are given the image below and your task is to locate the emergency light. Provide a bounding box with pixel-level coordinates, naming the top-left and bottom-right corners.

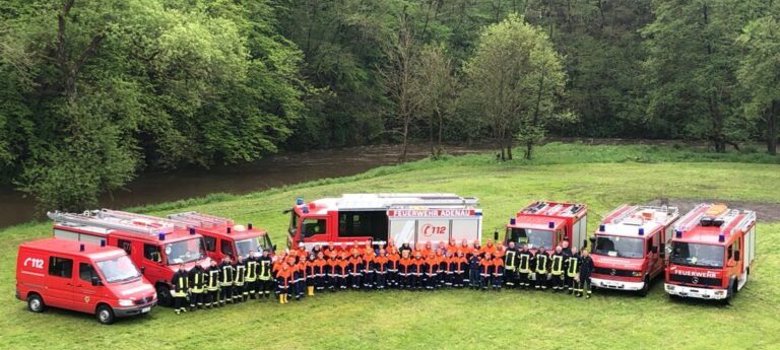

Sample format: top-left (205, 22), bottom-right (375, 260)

top-left (509, 218), bottom-right (516, 225)
top-left (158, 233), bottom-right (166, 241)
top-left (189, 228), bottom-right (196, 235)
top-left (79, 244), bottom-right (85, 252)
top-left (718, 234), bottom-right (725, 242)
top-left (248, 223), bottom-right (253, 230)
top-left (599, 224), bottom-right (605, 232)
top-left (675, 230), bottom-right (682, 238)
top-left (548, 221), bottom-right (554, 229)
top-left (296, 197), bottom-right (304, 205)
top-left (638, 228), bottom-right (645, 236)
top-left (100, 240), bottom-right (106, 247)
top-left (227, 227), bottom-right (232, 234)
top-left (302, 206), bottom-right (310, 214)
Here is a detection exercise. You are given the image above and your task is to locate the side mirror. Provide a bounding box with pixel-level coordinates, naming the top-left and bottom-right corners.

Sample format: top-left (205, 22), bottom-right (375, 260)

top-left (140, 267), bottom-right (146, 274)
top-left (493, 230), bottom-right (499, 241)
top-left (651, 247), bottom-right (658, 254)
top-left (91, 276), bottom-right (102, 286)
top-left (272, 244), bottom-right (277, 252)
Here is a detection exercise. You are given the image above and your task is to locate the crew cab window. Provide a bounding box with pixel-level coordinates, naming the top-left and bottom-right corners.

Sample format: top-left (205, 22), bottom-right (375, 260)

top-left (48, 256), bottom-right (73, 278)
top-left (338, 211), bottom-right (388, 239)
top-left (144, 244), bottom-right (162, 263)
top-left (729, 240), bottom-right (741, 261)
top-left (118, 239), bottom-right (132, 255)
top-left (646, 239), bottom-right (652, 255)
top-left (204, 236), bottom-right (217, 252)
top-left (221, 240), bottom-right (234, 257)
top-left (79, 263), bottom-right (97, 282)
top-left (303, 218), bottom-right (327, 238)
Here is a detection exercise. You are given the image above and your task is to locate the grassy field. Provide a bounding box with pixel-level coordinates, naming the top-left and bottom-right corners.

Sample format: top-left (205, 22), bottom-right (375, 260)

top-left (1, 143), bottom-right (779, 349)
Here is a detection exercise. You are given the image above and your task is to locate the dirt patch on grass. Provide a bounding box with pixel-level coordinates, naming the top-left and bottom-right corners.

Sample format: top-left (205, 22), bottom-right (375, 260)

top-left (647, 198), bottom-right (780, 222)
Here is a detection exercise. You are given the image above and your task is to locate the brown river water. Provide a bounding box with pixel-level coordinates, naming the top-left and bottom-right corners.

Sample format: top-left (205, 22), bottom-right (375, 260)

top-left (0, 143), bottom-right (492, 229)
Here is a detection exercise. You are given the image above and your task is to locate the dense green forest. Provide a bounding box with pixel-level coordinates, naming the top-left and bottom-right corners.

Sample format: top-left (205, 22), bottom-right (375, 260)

top-left (0, 0), bottom-right (778, 209)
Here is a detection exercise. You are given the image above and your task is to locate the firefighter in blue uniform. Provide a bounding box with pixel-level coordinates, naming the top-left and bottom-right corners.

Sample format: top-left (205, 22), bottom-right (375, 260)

top-left (577, 249), bottom-right (594, 298)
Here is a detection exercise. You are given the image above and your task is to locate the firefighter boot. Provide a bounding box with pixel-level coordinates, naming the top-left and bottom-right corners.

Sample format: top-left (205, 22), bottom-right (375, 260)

top-left (308, 286), bottom-right (314, 296)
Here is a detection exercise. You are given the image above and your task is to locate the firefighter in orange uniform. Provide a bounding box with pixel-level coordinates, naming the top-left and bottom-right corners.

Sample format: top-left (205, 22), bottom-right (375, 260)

top-left (348, 249), bottom-right (363, 289)
top-left (425, 251), bottom-right (438, 290)
top-left (362, 244), bottom-right (375, 289)
top-left (455, 251), bottom-right (468, 288)
top-left (479, 253), bottom-right (493, 290)
top-left (305, 252), bottom-right (316, 296)
top-left (374, 249), bottom-right (389, 290)
top-left (492, 252), bottom-right (504, 291)
top-left (399, 251), bottom-right (413, 289)
top-left (313, 251), bottom-right (326, 293)
top-left (276, 263), bottom-right (292, 304)
top-left (444, 251), bottom-right (455, 287)
top-left (387, 245), bottom-right (400, 288)
top-left (413, 251), bottom-right (425, 290)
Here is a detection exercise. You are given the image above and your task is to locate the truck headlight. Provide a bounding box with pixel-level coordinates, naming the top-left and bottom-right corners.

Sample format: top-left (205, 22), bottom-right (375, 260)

top-left (118, 299), bottom-right (134, 307)
top-left (631, 271), bottom-right (642, 277)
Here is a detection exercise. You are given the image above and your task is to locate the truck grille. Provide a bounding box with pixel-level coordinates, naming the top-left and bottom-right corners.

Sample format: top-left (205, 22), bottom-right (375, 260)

top-left (594, 267), bottom-right (636, 277)
top-left (134, 296), bottom-right (154, 305)
top-left (669, 274), bottom-right (722, 287)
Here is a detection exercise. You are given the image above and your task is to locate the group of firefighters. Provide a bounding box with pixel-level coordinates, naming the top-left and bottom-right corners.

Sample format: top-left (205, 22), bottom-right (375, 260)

top-left (170, 239), bottom-right (595, 312)
top-left (171, 250), bottom-right (275, 314)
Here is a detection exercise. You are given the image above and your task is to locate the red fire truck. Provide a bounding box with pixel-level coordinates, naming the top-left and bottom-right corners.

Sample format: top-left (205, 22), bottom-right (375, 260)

top-left (166, 211), bottom-right (275, 261)
top-left (589, 205), bottom-right (680, 296)
top-left (504, 201), bottom-right (588, 250)
top-left (664, 204), bottom-right (757, 302)
top-left (16, 238), bottom-right (157, 324)
top-left (48, 209), bottom-right (213, 307)
top-left (287, 193), bottom-right (482, 249)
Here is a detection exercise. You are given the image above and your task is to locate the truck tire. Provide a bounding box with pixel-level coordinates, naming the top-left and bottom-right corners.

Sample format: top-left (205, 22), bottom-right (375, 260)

top-left (722, 280), bottom-right (736, 306)
top-left (156, 284), bottom-right (172, 307)
top-left (27, 294), bottom-right (45, 313)
top-left (96, 304), bottom-right (115, 325)
top-left (638, 276), bottom-right (650, 297)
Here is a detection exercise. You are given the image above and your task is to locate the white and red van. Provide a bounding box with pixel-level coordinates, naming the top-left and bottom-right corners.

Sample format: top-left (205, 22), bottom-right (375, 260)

top-left (16, 238), bottom-right (157, 324)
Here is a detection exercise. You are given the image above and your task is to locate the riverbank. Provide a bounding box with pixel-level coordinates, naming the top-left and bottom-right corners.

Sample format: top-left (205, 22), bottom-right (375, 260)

top-left (1, 142), bottom-right (779, 349)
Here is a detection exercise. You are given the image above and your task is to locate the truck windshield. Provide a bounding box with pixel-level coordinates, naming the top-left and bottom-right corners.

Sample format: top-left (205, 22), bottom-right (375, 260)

top-left (510, 228), bottom-right (553, 250)
top-left (165, 238), bottom-right (205, 265)
top-left (670, 242), bottom-right (724, 268)
top-left (594, 235), bottom-right (644, 258)
top-left (96, 255), bottom-right (141, 283)
top-left (236, 237), bottom-right (261, 258)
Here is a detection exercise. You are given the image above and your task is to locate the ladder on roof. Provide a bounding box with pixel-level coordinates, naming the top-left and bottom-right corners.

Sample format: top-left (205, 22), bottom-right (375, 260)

top-left (47, 210), bottom-right (175, 236)
top-left (167, 211), bottom-right (233, 228)
top-left (98, 209), bottom-right (186, 229)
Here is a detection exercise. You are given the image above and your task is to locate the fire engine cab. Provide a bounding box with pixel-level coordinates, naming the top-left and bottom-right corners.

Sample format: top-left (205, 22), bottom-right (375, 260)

top-left (589, 205), bottom-right (680, 296)
top-left (167, 211), bottom-right (275, 261)
top-left (288, 193), bottom-right (482, 249)
top-left (48, 209), bottom-right (213, 307)
top-left (16, 238), bottom-right (156, 324)
top-left (504, 201), bottom-right (588, 251)
top-left (664, 204), bottom-right (756, 302)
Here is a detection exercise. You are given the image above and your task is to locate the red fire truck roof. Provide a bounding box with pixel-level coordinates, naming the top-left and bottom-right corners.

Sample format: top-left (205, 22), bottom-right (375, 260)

top-left (21, 238), bottom-right (125, 261)
top-left (508, 216), bottom-right (566, 230)
top-left (597, 205), bottom-right (679, 238)
top-left (673, 204), bottom-right (756, 245)
top-left (295, 193), bottom-right (479, 216)
top-left (166, 212), bottom-right (267, 239)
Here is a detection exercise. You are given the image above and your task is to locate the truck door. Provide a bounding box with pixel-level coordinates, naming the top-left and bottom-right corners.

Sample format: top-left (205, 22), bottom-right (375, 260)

top-left (649, 232), bottom-right (661, 277)
top-left (45, 255), bottom-right (75, 309)
top-left (301, 217), bottom-right (328, 245)
top-left (73, 260), bottom-right (100, 313)
top-left (142, 243), bottom-right (166, 284)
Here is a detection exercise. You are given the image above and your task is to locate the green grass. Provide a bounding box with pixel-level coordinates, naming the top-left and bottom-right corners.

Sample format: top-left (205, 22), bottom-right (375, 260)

top-left (1, 143), bottom-right (779, 349)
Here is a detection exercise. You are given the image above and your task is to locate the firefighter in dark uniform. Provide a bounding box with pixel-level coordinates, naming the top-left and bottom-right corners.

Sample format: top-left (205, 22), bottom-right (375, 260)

top-left (455, 251), bottom-right (468, 288)
top-left (306, 253), bottom-right (316, 296)
top-left (246, 252), bottom-right (259, 299)
top-left (313, 251), bottom-right (326, 293)
top-left (577, 249), bottom-right (594, 298)
top-left (550, 246), bottom-right (566, 292)
top-left (205, 260), bottom-right (221, 307)
top-left (219, 257), bottom-right (234, 305)
top-left (189, 264), bottom-right (205, 310)
top-left (233, 256), bottom-right (246, 302)
top-left (468, 250), bottom-right (480, 289)
top-left (503, 241), bottom-right (518, 288)
top-left (534, 247), bottom-right (550, 290)
top-left (374, 249), bottom-right (388, 290)
top-left (565, 247), bottom-right (580, 294)
top-left (258, 250), bottom-right (274, 300)
top-left (172, 264), bottom-right (189, 314)
top-left (517, 244), bottom-right (533, 289)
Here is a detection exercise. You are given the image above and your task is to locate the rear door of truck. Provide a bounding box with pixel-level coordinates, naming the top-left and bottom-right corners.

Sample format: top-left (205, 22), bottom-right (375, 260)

top-left (44, 253), bottom-right (76, 309)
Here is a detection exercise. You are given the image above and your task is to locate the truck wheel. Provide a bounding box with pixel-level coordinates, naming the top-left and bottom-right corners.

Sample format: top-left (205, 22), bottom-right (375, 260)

top-left (156, 285), bottom-right (172, 307)
top-left (722, 280), bottom-right (736, 306)
top-left (27, 294), bottom-right (45, 313)
top-left (96, 305), bottom-right (115, 325)
top-left (638, 276), bottom-right (650, 297)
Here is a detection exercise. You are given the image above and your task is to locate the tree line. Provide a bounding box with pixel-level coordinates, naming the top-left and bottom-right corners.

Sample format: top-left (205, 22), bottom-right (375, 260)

top-left (0, 0), bottom-right (778, 210)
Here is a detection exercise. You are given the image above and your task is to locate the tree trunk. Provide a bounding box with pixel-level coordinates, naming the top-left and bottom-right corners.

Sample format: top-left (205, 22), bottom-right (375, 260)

top-left (768, 100), bottom-right (778, 155)
top-left (429, 113), bottom-right (435, 158)
top-left (437, 110), bottom-right (444, 157)
top-left (506, 136), bottom-right (513, 160)
top-left (400, 115), bottom-right (409, 162)
top-left (525, 142), bottom-right (533, 160)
